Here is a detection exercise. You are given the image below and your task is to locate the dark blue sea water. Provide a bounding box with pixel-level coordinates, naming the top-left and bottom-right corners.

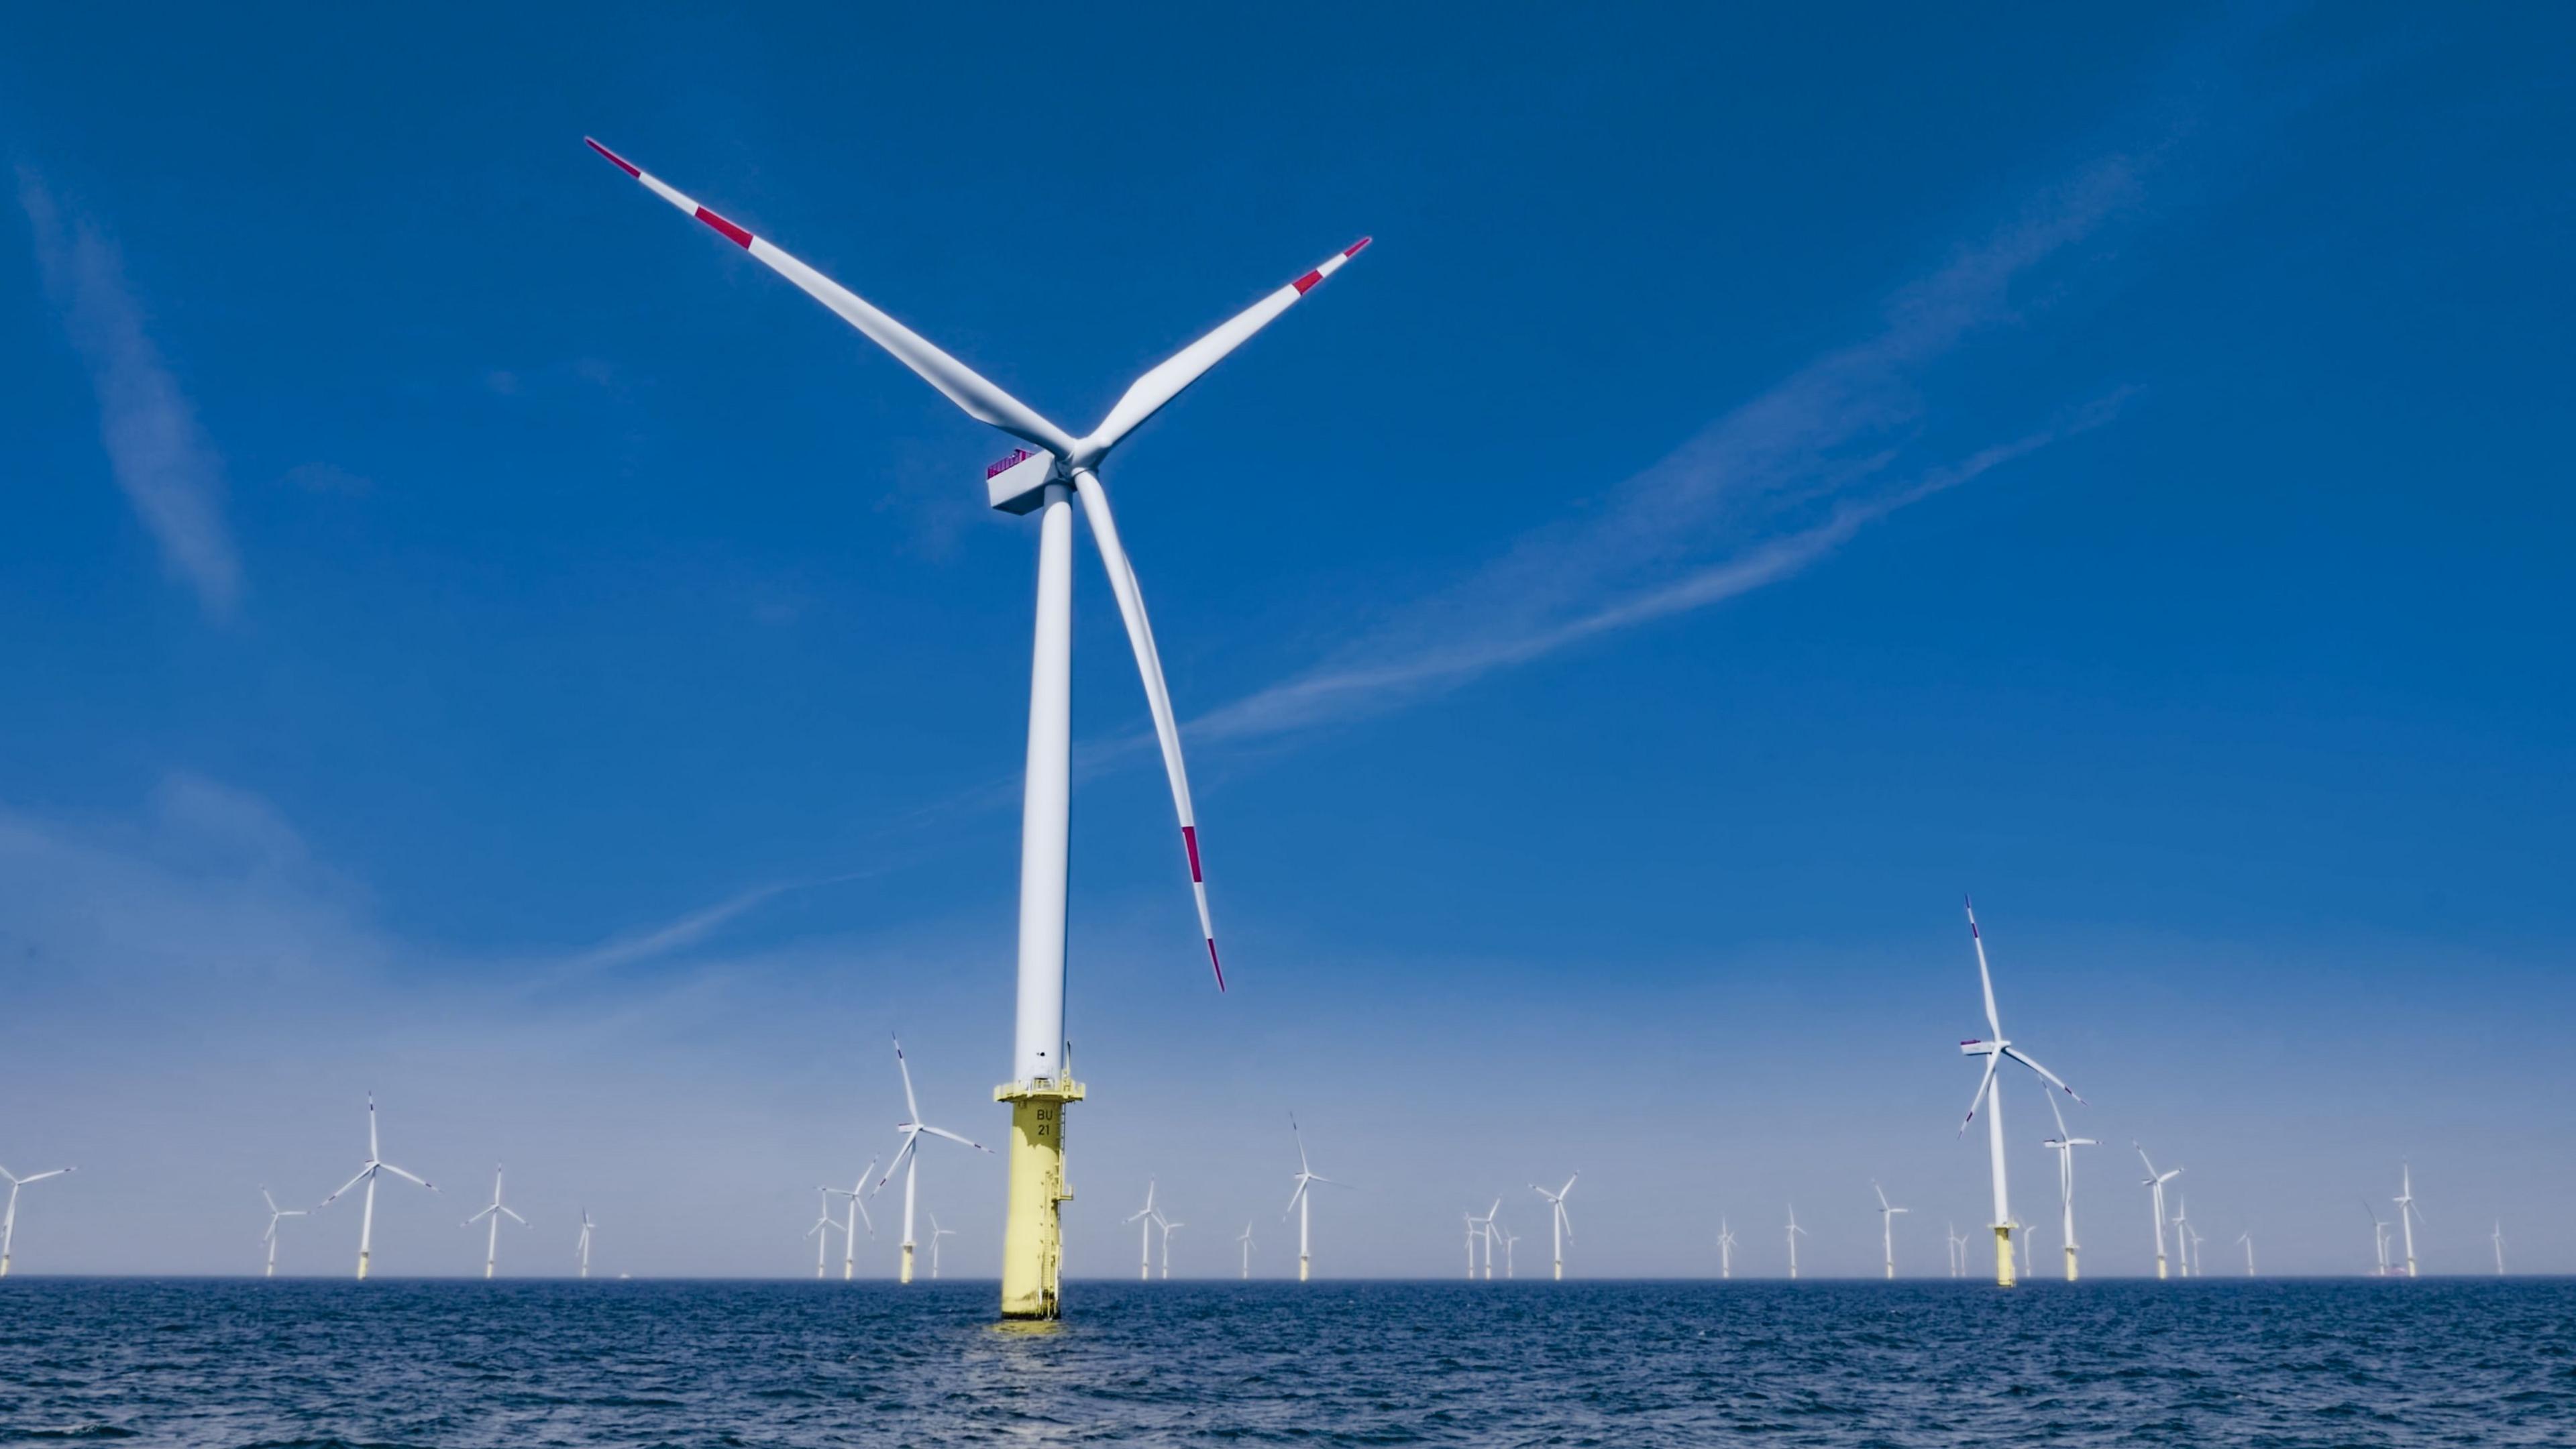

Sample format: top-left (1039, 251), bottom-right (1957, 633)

top-left (3, 1279), bottom-right (2569, 1446)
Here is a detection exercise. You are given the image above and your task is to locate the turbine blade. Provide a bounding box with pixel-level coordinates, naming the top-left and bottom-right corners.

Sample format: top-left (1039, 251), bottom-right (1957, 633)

top-left (1282, 1181), bottom-right (1307, 1218)
top-left (2000, 1046), bottom-right (2084, 1104)
top-left (1070, 468), bottom-right (1222, 987)
top-left (875, 1133), bottom-right (920, 1193)
top-left (919, 1124), bottom-right (994, 1155)
top-left (503, 1207), bottom-right (530, 1226)
top-left (466, 1204), bottom-right (496, 1225)
top-left (1964, 896), bottom-right (2004, 1039)
top-left (1960, 1053), bottom-right (2001, 1135)
top-left (1081, 238), bottom-right (1373, 458)
top-left (318, 1167), bottom-right (372, 1207)
top-left (584, 139), bottom-right (1077, 458)
top-left (892, 1036), bottom-right (922, 1122)
top-left (379, 1163), bottom-right (435, 1191)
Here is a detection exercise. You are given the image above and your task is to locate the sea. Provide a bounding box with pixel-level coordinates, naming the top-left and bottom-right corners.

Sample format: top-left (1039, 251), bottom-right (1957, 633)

top-left (3, 1278), bottom-right (2569, 1446)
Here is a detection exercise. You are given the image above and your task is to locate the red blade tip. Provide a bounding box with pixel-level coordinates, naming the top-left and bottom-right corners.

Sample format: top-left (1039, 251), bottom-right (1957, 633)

top-left (1344, 236), bottom-right (1373, 257)
top-left (584, 138), bottom-right (641, 178)
top-left (1207, 940), bottom-right (1227, 992)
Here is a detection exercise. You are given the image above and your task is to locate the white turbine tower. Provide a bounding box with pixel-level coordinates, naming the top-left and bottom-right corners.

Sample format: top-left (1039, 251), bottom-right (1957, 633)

top-left (2362, 1197), bottom-right (2392, 1277)
top-left (588, 140), bottom-right (1370, 1322)
top-left (463, 1165), bottom-right (531, 1280)
top-left (1157, 1216), bottom-right (1185, 1281)
top-left (806, 1187), bottom-right (841, 1280)
top-left (2170, 1195), bottom-right (2192, 1279)
top-left (2135, 1145), bottom-right (2182, 1281)
top-left (1500, 1224), bottom-right (1521, 1279)
top-left (1460, 1209), bottom-right (1481, 1281)
top-left (1128, 1179), bottom-right (1161, 1283)
top-left (1532, 1174), bottom-right (1577, 1281)
top-left (2237, 1230), bottom-right (2255, 1276)
top-left (1872, 1182), bottom-right (1910, 1279)
top-left (1956, 900), bottom-right (2084, 1288)
top-left (1786, 1203), bottom-right (1807, 1280)
top-left (1237, 1220), bottom-right (1256, 1279)
top-left (1471, 1197), bottom-right (1501, 1281)
top-left (2040, 1089), bottom-right (2096, 1281)
top-left (2491, 1220), bottom-right (2505, 1275)
top-left (929, 1212), bottom-right (958, 1280)
top-left (1282, 1116), bottom-right (1348, 1282)
top-left (0, 1165), bottom-right (74, 1277)
top-left (576, 1211), bottom-right (595, 1280)
top-left (826, 1157), bottom-right (878, 1281)
top-left (1717, 1218), bottom-right (1737, 1280)
top-left (260, 1189), bottom-right (306, 1279)
top-left (317, 1095), bottom-right (436, 1280)
top-left (875, 1037), bottom-right (992, 1285)
top-left (2393, 1163), bottom-right (2424, 1279)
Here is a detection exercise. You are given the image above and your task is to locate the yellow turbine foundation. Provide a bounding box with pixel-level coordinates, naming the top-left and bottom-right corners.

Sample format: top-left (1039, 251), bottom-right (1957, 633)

top-left (2064, 1246), bottom-right (2079, 1283)
top-left (0, 1255), bottom-right (11, 1277)
top-left (356, 1251), bottom-right (370, 1281)
top-left (1994, 1226), bottom-right (2016, 1287)
top-left (996, 1077), bottom-right (1083, 1320)
top-left (1299, 1255), bottom-right (1309, 1282)
top-left (900, 1242), bottom-right (914, 1285)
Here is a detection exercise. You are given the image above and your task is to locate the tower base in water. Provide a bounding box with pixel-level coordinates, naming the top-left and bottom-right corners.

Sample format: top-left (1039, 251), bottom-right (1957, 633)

top-left (356, 1251), bottom-right (370, 1281)
top-left (900, 1242), bottom-right (914, 1285)
top-left (1994, 1226), bottom-right (2016, 1287)
top-left (995, 1077), bottom-right (1083, 1320)
top-left (2064, 1246), bottom-right (2079, 1282)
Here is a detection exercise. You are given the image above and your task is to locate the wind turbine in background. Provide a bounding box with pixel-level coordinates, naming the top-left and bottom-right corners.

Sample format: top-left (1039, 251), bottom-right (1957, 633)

top-left (1157, 1216), bottom-right (1185, 1281)
top-left (806, 1188), bottom-right (842, 1280)
top-left (1872, 1181), bottom-right (1910, 1280)
top-left (1128, 1179), bottom-right (1161, 1283)
top-left (1282, 1116), bottom-right (1348, 1283)
top-left (317, 1095), bottom-right (436, 1280)
top-left (2135, 1145), bottom-right (2182, 1281)
top-left (1460, 1208), bottom-right (1481, 1281)
top-left (2236, 1230), bottom-right (2255, 1276)
top-left (929, 1212), bottom-right (957, 1280)
top-left (0, 1164), bottom-right (74, 1277)
top-left (463, 1165), bottom-right (531, 1280)
top-left (1472, 1198), bottom-right (1501, 1281)
top-left (1237, 1221), bottom-right (1256, 1279)
top-left (2491, 1220), bottom-right (2505, 1275)
top-left (1499, 1224), bottom-right (1521, 1279)
top-left (586, 140), bottom-right (1370, 1324)
top-left (1532, 1174), bottom-right (1577, 1281)
top-left (1786, 1204), bottom-right (1808, 1280)
top-left (875, 1038), bottom-right (992, 1285)
top-left (2361, 1196), bottom-right (2392, 1277)
top-left (1956, 899), bottom-right (2084, 1288)
top-left (2041, 1090), bottom-right (2096, 1281)
top-left (576, 1211), bottom-right (595, 1280)
top-left (2170, 1195), bottom-right (2193, 1279)
top-left (1717, 1218), bottom-right (1737, 1281)
top-left (2393, 1163), bottom-right (2425, 1279)
top-left (826, 1158), bottom-right (878, 1281)
top-left (259, 1189), bottom-right (306, 1279)
top-left (2187, 1222), bottom-right (2206, 1278)
top-left (1945, 1223), bottom-right (1967, 1279)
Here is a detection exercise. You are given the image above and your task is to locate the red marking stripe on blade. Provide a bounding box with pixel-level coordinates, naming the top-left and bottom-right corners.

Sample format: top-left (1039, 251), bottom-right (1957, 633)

top-left (695, 206), bottom-right (753, 248)
top-left (1291, 270), bottom-right (1324, 295)
top-left (1344, 236), bottom-right (1373, 257)
top-left (1206, 939), bottom-right (1226, 992)
top-left (585, 138), bottom-right (641, 178)
top-left (1181, 826), bottom-right (1203, 883)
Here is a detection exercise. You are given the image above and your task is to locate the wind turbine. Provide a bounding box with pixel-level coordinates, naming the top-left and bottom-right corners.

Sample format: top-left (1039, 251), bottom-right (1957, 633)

top-left (317, 1095), bottom-right (436, 1280)
top-left (2041, 1089), bottom-right (2096, 1281)
top-left (463, 1165), bottom-right (531, 1280)
top-left (1945, 1222), bottom-right (1967, 1279)
top-left (826, 1157), bottom-right (878, 1281)
top-left (929, 1212), bottom-right (958, 1280)
top-left (260, 1189), bottom-right (306, 1279)
top-left (1157, 1216), bottom-right (1185, 1281)
top-left (0, 1164), bottom-right (74, 1277)
top-left (2135, 1144), bottom-right (2182, 1281)
top-left (1128, 1179), bottom-right (1161, 1283)
top-left (806, 1187), bottom-right (841, 1280)
top-left (1236, 1220), bottom-right (1256, 1279)
top-left (1460, 1209), bottom-right (1481, 1281)
top-left (1956, 900), bottom-right (2084, 1288)
top-left (1532, 1174), bottom-right (1577, 1281)
top-left (2237, 1230), bottom-right (2254, 1276)
top-left (2170, 1195), bottom-right (2192, 1279)
top-left (2361, 1196), bottom-right (2391, 1277)
top-left (2187, 1222), bottom-right (2206, 1279)
top-left (576, 1210), bottom-right (595, 1280)
top-left (1786, 1203), bottom-right (1807, 1280)
top-left (2393, 1163), bottom-right (2424, 1279)
top-left (1717, 1218), bottom-right (1737, 1281)
top-left (1872, 1181), bottom-right (1910, 1280)
top-left (1472, 1197), bottom-right (1501, 1281)
top-left (1282, 1115), bottom-right (1348, 1282)
top-left (2491, 1220), bottom-right (2504, 1275)
top-left (1500, 1224), bottom-right (1521, 1279)
top-left (587, 140), bottom-right (1370, 1323)
top-left (875, 1037), bottom-right (992, 1285)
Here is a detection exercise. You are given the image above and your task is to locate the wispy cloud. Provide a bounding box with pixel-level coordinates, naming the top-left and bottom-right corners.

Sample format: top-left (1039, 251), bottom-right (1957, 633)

top-left (19, 169), bottom-right (241, 618)
top-left (1191, 157), bottom-right (2145, 747)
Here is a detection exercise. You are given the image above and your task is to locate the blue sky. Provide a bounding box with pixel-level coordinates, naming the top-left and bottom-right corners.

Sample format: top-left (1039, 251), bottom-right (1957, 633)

top-left (3, 3), bottom-right (2570, 1279)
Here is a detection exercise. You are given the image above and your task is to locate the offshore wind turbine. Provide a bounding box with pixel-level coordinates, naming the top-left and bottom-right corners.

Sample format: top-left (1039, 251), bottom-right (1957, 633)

top-left (875, 1037), bottom-right (992, 1285)
top-left (588, 140), bottom-right (1369, 1322)
top-left (317, 1095), bottom-right (436, 1280)
top-left (1157, 1216), bottom-right (1185, 1281)
top-left (2170, 1195), bottom-right (2193, 1279)
top-left (1282, 1116), bottom-right (1347, 1282)
top-left (1956, 900), bottom-right (2084, 1288)
top-left (1500, 1224), bottom-right (1521, 1279)
top-left (2135, 1145), bottom-right (2182, 1281)
top-left (1945, 1223), bottom-right (1967, 1279)
top-left (1786, 1204), bottom-right (1807, 1280)
top-left (1472, 1197), bottom-right (1501, 1281)
top-left (1532, 1174), bottom-right (1577, 1281)
top-left (2187, 1222), bottom-right (2206, 1278)
top-left (576, 1211), bottom-right (595, 1280)
top-left (1237, 1221), bottom-right (1255, 1279)
top-left (0, 1165), bottom-right (74, 1277)
top-left (1127, 1179), bottom-right (1161, 1283)
top-left (1460, 1209), bottom-right (1481, 1281)
top-left (260, 1189), bottom-right (306, 1278)
top-left (2492, 1220), bottom-right (2505, 1275)
top-left (2237, 1230), bottom-right (2255, 1276)
top-left (2393, 1163), bottom-right (2424, 1279)
top-left (1717, 1218), bottom-right (1737, 1281)
top-left (929, 1212), bottom-right (957, 1280)
top-left (806, 1187), bottom-right (841, 1280)
top-left (2041, 1089), bottom-right (2096, 1281)
top-left (2361, 1196), bottom-right (2392, 1276)
top-left (826, 1157), bottom-right (878, 1281)
top-left (1872, 1181), bottom-right (1910, 1280)
top-left (463, 1165), bottom-right (531, 1280)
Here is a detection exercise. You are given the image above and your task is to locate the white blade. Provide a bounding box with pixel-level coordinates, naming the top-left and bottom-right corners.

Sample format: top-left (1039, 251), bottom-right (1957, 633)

top-left (918, 1124), bottom-right (994, 1154)
top-left (502, 1207), bottom-right (529, 1226)
top-left (466, 1204), bottom-right (497, 1226)
top-left (12, 1168), bottom-right (72, 1185)
top-left (875, 1132), bottom-right (921, 1193)
top-left (586, 139), bottom-right (1077, 459)
top-left (892, 1036), bottom-right (922, 1122)
top-left (262, 1189), bottom-right (281, 1215)
top-left (2000, 1045), bottom-right (2084, 1104)
top-left (1958, 1053), bottom-right (2001, 1136)
top-left (1282, 1179), bottom-right (1309, 1218)
top-left (378, 1163), bottom-right (435, 1191)
top-left (1080, 239), bottom-right (1373, 458)
top-left (1069, 469), bottom-right (1222, 987)
top-left (318, 1165), bottom-right (373, 1208)
top-left (1964, 896), bottom-right (2004, 1038)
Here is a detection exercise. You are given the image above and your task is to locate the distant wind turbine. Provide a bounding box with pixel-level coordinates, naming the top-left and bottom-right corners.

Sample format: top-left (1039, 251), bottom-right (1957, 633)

top-left (2393, 1163), bottom-right (2424, 1279)
top-left (0, 1164), bottom-right (74, 1277)
top-left (1872, 1181), bottom-right (1910, 1280)
top-left (1157, 1215), bottom-right (1185, 1281)
top-left (1945, 1222), bottom-right (1967, 1279)
top-left (806, 1187), bottom-right (841, 1279)
top-left (1955, 899), bottom-right (2085, 1289)
top-left (826, 1157), bottom-right (878, 1281)
top-left (1472, 1197), bottom-right (1501, 1281)
top-left (1786, 1203), bottom-right (1807, 1280)
top-left (929, 1212), bottom-right (957, 1279)
top-left (2236, 1230), bottom-right (2255, 1277)
top-left (1128, 1179), bottom-right (1161, 1283)
top-left (1532, 1174), bottom-right (1577, 1281)
top-left (463, 1165), bottom-right (531, 1279)
top-left (1236, 1220), bottom-right (1255, 1279)
top-left (576, 1210), bottom-right (595, 1279)
top-left (2135, 1144), bottom-right (2182, 1281)
top-left (1717, 1218), bottom-right (1737, 1281)
top-left (260, 1189), bottom-right (305, 1279)
top-left (2361, 1196), bottom-right (2392, 1277)
top-left (1281, 1115), bottom-right (1348, 1282)
top-left (317, 1095), bottom-right (437, 1280)
top-left (875, 1037), bottom-right (993, 1285)
top-left (2170, 1195), bottom-right (2193, 1279)
top-left (1500, 1224), bottom-right (1521, 1279)
top-left (2041, 1090), bottom-right (2096, 1281)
